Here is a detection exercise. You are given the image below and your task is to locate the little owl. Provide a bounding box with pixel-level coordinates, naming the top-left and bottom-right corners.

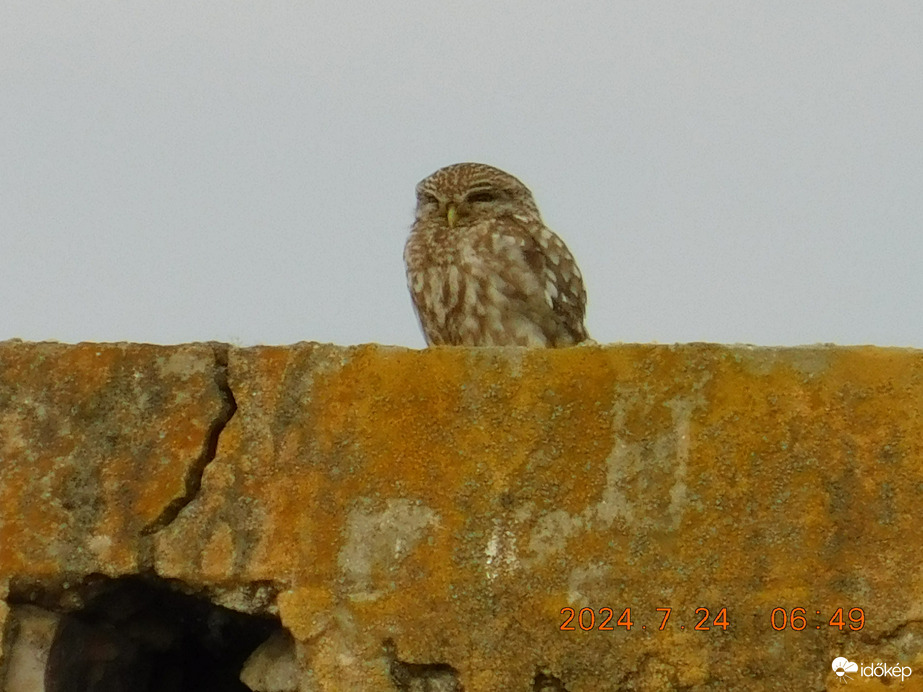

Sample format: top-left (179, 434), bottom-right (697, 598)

top-left (404, 162), bottom-right (590, 347)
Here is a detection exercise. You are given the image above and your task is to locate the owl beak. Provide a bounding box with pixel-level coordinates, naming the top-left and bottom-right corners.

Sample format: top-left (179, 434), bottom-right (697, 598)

top-left (446, 203), bottom-right (458, 228)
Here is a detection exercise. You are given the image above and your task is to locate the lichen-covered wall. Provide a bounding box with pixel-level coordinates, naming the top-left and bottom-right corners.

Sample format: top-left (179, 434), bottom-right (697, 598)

top-left (1, 340), bottom-right (922, 691)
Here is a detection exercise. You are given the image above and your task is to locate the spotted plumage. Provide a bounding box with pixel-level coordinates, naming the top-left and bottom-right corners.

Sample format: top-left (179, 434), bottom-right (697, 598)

top-left (404, 162), bottom-right (589, 347)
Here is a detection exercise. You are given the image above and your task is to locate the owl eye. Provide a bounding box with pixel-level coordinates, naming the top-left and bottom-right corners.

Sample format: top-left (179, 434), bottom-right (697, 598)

top-left (466, 190), bottom-right (498, 204)
top-left (418, 192), bottom-right (439, 206)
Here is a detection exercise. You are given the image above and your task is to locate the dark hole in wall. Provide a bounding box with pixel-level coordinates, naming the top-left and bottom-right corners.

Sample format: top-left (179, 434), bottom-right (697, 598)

top-left (44, 575), bottom-right (280, 692)
top-left (533, 672), bottom-right (568, 691)
top-left (385, 638), bottom-right (462, 692)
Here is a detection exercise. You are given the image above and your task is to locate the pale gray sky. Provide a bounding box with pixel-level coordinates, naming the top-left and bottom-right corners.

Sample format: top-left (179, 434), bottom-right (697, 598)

top-left (2, 2), bottom-right (921, 347)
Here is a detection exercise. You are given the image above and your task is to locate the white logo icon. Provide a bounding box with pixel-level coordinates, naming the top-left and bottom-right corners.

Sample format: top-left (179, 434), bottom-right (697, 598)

top-left (832, 657), bottom-right (858, 682)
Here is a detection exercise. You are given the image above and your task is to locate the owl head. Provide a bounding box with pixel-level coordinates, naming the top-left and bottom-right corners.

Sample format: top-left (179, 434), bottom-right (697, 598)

top-left (414, 162), bottom-right (542, 228)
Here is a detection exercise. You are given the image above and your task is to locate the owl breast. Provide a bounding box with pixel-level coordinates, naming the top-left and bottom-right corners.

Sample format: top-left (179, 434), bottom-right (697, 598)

top-left (404, 221), bottom-right (570, 347)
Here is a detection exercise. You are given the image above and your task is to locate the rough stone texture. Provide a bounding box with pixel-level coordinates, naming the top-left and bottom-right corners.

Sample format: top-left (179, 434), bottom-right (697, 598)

top-left (0, 583), bottom-right (9, 687)
top-left (2, 340), bottom-right (923, 690)
top-left (241, 630), bottom-right (299, 692)
top-left (0, 340), bottom-right (229, 579)
top-left (0, 605), bottom-right (60, 692)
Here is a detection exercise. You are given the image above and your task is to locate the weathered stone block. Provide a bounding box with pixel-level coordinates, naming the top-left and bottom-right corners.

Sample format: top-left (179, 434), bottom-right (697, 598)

top-left (2, 341), bottom-right (922, 690)
top-left (0, 340), bottom-right (229, 575)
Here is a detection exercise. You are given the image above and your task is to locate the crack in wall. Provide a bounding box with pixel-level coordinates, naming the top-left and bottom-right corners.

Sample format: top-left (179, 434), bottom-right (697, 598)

top-left (140, 344), bottom-right (236, 536)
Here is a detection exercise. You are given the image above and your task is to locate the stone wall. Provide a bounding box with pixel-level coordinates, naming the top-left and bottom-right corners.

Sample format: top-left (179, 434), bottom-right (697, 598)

top-left (1, 340), bottom-right (922, 691)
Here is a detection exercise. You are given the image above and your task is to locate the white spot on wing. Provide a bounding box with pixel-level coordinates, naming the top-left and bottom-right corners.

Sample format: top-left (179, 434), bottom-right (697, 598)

top-left (544, 281), bottom-right (558, 307)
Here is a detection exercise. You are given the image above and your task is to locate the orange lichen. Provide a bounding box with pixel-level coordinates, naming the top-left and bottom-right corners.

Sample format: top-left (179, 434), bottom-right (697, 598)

top-left (3, 341), bottom-right (923, 690)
